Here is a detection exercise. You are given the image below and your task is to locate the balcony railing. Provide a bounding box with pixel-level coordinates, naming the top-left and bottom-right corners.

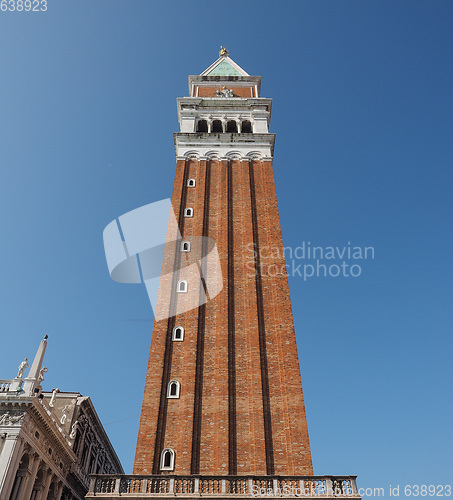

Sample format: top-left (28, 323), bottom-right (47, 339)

top-left (0, 379), bottom-right (13, 392)
top-left (86, 475), bottom-right (360, 498)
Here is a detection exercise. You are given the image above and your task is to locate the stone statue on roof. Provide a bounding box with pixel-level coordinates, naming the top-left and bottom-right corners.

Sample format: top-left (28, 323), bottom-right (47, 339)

top-left (38, 366), bottom-right (48, 382)
top-left (17, 358), bottom-right (29, 379)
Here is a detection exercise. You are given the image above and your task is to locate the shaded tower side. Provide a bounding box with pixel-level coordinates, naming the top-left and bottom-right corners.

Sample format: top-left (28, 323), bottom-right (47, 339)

top-left (134, 54), bottom-right (313, 477)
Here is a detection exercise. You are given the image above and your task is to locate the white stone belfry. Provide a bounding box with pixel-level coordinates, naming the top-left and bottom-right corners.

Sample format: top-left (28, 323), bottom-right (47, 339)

top-left (175, 51), bottom-right (274, 159)
top-left (22, 335), bottom-right (48, 396)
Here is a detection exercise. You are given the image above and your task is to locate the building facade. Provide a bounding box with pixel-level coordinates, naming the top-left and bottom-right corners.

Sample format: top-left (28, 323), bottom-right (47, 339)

top-left (88, 50), bottom-right (360, 499)
top-left (0, 337), bottom-right (123, 500)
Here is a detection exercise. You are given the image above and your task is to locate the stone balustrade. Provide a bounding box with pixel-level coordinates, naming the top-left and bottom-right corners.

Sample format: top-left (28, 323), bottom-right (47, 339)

top-left (86, 475), bottom-right (360, 499)
top-left (0, 379), bottom-right (13, 392)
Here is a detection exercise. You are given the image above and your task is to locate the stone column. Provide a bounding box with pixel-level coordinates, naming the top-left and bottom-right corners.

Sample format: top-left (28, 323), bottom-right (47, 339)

top-left (30, 471), bottom-right (44, 500)
top-left (7, 453), bottom-right (30, 500)
top-left (0, 435), bottom-right (24, 500)
top-left (76, 423), bottom-right (87, 460)
top-left (39, 469), bottom-right (53, 500)
top-left (90, 444), bottom-right (99, 475)
top-left (0, 434), bottom-right (18, 492)
top-left (54, 481), bottom-right (64, 500)
top-left (21, 452), bottom-right (41, 500)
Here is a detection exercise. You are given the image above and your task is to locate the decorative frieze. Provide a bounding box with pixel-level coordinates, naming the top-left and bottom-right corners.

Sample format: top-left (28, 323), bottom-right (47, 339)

top-left (174, 132), bottom-right (275, 159)
top-left (0, 411), bottom-right (25, 426)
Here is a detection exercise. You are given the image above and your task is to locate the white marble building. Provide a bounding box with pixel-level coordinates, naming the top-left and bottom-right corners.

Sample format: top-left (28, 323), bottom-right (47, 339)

top-left (0, 336), bottom-right (123, 500)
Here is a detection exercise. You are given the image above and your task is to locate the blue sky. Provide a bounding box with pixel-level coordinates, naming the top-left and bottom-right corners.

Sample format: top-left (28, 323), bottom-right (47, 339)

top-left (1, 0), bottom-right (452, 496)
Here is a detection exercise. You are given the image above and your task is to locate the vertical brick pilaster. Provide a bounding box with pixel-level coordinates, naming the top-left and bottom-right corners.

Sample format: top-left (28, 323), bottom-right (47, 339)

top-left (234, 157), bottom-right (267, 475)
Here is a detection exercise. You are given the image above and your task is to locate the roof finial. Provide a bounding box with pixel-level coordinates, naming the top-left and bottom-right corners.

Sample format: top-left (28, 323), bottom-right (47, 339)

top-left (219, 46), bottom-right (228, 57)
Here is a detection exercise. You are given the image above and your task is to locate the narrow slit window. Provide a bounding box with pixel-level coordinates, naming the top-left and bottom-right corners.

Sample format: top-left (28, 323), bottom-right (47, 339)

top-left (160, 448), bottom-right (175, 471)
top-left (184, 208), bottom-right (193, 217)
top-left (177, 280), bottom-right (188, 293)
top-left (187, 179), bottom-right (196, 187)
top-left (172, 326), bottom-right (184, 341)
top-left (181, 241), bottom-right (191, 252)
top-left (167, 380), bottom-right (180, 399)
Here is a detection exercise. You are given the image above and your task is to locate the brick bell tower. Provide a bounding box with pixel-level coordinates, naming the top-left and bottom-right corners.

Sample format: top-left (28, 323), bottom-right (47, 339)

top-left (133, 48), bottom-right (313, 478)
top-left (88, 49), bottom-right (361, 500)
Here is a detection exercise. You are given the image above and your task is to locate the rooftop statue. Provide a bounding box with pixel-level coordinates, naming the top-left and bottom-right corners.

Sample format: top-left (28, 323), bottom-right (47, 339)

top-left (17, 358), bottom-right (29, 379)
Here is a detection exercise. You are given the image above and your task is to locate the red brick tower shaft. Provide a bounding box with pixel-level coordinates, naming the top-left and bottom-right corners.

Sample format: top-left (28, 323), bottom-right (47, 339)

top-left (133, 52), bottom-right (313, 477)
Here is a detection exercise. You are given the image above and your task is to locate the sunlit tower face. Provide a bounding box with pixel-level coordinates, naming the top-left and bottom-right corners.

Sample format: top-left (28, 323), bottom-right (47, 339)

top-left (133, 49), bottom-right (313, 477)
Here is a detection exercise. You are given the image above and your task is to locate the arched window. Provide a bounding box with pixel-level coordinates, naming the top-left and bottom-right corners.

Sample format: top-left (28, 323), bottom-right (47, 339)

top-left (241, 120), bottom-right (252, 133)
top-left (212, 120), bottom-right (223, 133)
top-left (226, 120), bottom-right (238, 133)
top-left (181, 241), bottom-right (191, 252)
top-left (177, 280), bottom-right (188, 293)
top-left (160, 448), bottom-right (175, 471)
top-left (184, 208), bottom-right (193, 217)
top-left (167, 380), bottom-right (180, 398)
top-left (187, 179), bottom-right (196, 187)
top-left (172, 326), bottom-right (184, 341)
top-left (196, 120), bottom-right (208, 132)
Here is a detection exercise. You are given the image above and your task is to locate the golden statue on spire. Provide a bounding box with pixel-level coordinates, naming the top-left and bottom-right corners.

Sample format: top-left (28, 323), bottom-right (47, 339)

top-left (219, 46), bottom-right (229, 57)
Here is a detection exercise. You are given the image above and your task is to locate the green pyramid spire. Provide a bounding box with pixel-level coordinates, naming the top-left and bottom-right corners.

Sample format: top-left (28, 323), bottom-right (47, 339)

top-left (206, 59), bottom-right (243, 76)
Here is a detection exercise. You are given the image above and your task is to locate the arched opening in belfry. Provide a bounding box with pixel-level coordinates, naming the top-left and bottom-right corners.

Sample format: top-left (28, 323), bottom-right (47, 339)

top-left (212, 120), bottom-right (223, 133)
top-left (196, 120), bottom-right (208, 132)
top-left (226, 120), bottom-right (238, 133)
top-left (241, 120), bottom-right (252, 133)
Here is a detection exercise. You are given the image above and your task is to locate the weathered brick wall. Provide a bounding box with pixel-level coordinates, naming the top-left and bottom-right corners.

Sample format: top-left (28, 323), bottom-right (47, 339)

top-left (195, 86), bottom-right (255, 98)
top-left (134, 157), bottom-right (312, 476)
